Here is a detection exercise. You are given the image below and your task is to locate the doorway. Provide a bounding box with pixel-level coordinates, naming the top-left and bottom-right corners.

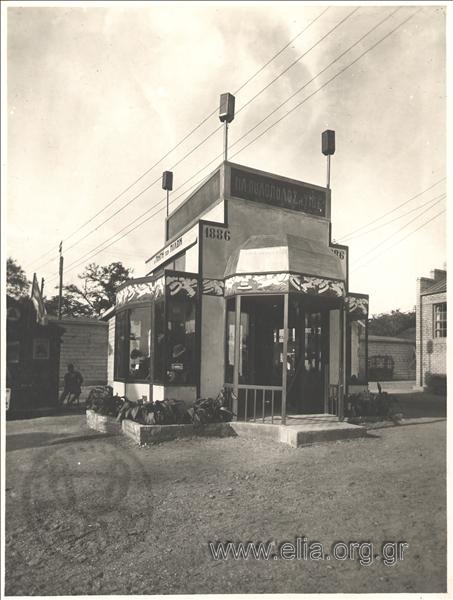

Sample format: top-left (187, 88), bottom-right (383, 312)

top-left (287, 297), bottom-right (329, 414)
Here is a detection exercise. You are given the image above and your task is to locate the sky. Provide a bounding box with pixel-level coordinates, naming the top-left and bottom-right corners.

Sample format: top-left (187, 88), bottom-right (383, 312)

top-left (4, 1), bottom-right (447, 315)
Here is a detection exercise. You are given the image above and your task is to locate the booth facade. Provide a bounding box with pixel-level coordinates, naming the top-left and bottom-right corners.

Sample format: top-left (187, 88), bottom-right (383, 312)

top-left (106, 161), bottom-right (368, 423)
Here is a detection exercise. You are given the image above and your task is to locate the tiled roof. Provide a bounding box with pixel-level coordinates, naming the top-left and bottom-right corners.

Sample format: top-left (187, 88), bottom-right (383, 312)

top-left (422, 278), bottom-right (447, 295)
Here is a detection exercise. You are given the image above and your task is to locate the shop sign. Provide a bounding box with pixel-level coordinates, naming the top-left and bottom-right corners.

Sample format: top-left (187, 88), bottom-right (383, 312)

top-left (147, 227), bottom-right (198, 269)
top-left (230, 167), bottom-right (326, 217)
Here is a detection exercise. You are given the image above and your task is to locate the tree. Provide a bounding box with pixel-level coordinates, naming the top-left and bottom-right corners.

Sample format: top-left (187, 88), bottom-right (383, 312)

top-left (7, 257), bottom-right (30, 298)
top-left (45, 261), bottom-right (132, 318)
top-left (368, 309), bottom-right (416, 337)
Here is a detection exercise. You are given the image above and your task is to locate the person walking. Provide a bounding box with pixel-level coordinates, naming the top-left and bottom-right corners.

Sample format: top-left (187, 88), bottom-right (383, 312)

top-left (59, 363), bottom-right (83, 406)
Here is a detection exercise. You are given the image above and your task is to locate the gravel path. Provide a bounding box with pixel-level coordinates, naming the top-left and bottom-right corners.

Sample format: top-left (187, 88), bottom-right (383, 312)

top-left (5, 402), bottom-right (446, 595)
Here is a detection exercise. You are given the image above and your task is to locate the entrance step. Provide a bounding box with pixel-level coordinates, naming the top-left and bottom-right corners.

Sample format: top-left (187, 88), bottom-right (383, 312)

top-left (233, 414), bottom-right (367, 447)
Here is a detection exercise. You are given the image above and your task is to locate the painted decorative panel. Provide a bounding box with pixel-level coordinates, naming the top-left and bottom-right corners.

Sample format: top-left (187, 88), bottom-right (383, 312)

top-left (290, 275), bottom-right (345, 298)
top-left (346, 295), bottom-right (369, 316)
top-left (225, 273), bottom-right (289, 296)
top-left (154, 277), bottom-right (165, 300)
top-left (166, 276), bottom-right (198, 298)
top-left (202, 279), bottom-right (225, 296)
top-left (116, 282), bottom-right (155, 307)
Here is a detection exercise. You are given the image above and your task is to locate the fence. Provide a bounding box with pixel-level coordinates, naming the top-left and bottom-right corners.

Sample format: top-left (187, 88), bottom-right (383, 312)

top-left (224, 384), bottom-right (283, 423)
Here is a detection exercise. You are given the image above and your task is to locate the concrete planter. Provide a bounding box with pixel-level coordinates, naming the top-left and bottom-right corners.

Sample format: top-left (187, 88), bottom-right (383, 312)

top-left (121, 419), bottom-right (237, 445)
top-left (87, 410), bottom-right (367, 447)
top-left (86, 409), bottom-right (122, 434)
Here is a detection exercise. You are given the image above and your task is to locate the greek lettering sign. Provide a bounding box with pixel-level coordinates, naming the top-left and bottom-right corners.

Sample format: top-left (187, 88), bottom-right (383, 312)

top-left (146, 226), bottom-right (198, 269)
top-left (230, 167), bottom-right (327, 217)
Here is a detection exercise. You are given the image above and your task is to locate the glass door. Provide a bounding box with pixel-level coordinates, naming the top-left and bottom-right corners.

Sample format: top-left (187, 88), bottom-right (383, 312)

top-left (302, 311), bottom-right (325, 413)
top-left (287, 297), bottom-right (329, 414)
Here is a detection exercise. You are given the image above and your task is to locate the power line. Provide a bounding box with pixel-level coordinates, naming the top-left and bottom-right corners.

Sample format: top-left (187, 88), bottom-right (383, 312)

top-left (26, 7), bottom-right (329, 271)
top-left (129, 6), bottom-right (406, 229)
top-left (338, 177), bottom-right (446, 241)
top-left (35, 7), bottom-right (345, 273)
top-left (228, 8), bottom-right (421, 161)
top-left (352, 197), bottom-right (445, 268)
top-left (339, 191), bottom-right (446, 242)
top-left (47, 7), bottom-right (422, 283)
top-left (352, 209), bottom-right (445, 272)
top-left (234, 7), bottom-right (360, 119)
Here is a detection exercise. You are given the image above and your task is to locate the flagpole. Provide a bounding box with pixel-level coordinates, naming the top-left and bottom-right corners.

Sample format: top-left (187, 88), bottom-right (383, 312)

top-left (58, 241), bottom-right (63, 321)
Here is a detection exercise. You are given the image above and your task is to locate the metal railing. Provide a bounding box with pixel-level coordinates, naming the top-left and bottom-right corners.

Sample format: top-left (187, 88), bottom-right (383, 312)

top-left (224, 383), bottom-right (283, 423)
top-left (328, 384), bottom-right (340, 416)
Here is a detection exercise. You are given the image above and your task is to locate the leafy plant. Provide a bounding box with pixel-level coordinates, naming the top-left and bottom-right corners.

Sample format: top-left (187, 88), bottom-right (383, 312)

top-left (424, 372), bottom-right (447, 395)
top-left (345, 388), bottom-right (402, 422)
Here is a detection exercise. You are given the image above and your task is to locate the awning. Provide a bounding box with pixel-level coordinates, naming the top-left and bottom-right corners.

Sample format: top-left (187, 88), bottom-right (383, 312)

top-left (224, 234), bottom-right (344, 281)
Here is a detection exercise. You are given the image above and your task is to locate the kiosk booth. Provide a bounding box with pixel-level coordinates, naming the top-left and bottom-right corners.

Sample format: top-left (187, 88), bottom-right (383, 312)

top-left (106, 160), bottom-right (368, 423)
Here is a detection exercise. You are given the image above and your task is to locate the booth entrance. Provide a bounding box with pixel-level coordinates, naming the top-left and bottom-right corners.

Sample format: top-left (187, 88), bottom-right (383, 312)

top-left (225, 294), bottom-right (343, 421)
top-left (287, 304), bottom-right (329, 415)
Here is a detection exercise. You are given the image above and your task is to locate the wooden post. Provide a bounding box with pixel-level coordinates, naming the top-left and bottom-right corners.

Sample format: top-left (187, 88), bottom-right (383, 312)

top-left (281, 293), bottom-right (289, 425)
top-left (232, 294), bottom-right (241, 417)
top-left (58, 242), bottom-right (63, 321)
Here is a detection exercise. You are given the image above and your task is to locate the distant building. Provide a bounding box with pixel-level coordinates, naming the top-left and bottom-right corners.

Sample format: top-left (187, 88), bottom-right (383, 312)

top-left (6, 295), bottom-right (63, 414)
top-left (416, 269), bottom-right (447, 387)
top-left (47, 316), bottom-right (109, 393)
top-left (367, 331), bottom-right (416, 381)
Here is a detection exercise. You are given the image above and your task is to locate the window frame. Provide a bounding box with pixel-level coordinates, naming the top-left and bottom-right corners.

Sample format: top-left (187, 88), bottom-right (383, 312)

top-left (164, 272), bottom-right (199, 387)
top-left (433, 302), bottom-right (447, 338)
top-left (114, 303), bottom-right (152, 384)
top-left (128, 304), bottom-right (152, 382)
top-left (113, 271), bottom-right (200, 387)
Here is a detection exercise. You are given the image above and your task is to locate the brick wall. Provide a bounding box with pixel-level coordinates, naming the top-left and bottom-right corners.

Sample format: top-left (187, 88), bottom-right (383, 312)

top-left (417, 291), bottom-right (447, 385)
top-left (368, 336), bottom-right (416, 380)
top-left (52, 317), bottom-right (108, 386)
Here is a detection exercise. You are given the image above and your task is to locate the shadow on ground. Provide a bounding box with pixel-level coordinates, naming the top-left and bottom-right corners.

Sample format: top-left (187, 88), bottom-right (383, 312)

top-left (6, 430), bottom-right (114, 452)
top-left (395, 391), bottom-right (446, 419)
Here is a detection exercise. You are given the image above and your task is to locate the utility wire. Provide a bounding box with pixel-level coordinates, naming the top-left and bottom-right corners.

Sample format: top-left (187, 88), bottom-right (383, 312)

top-left (228, 8), bottom-right (420, 162)
top-left (352, 209), bottom-right (445, 272)
top-left (339, 191), bottom-right (446, 242)
top-left (338, 177), bottom-right (446, 241)
top-left (169, 5), bottom-right (403, 191)
top-left (26, 7), bottom-right (329, 271)
top-left (47, 7), bottom-right (421, 283)
top-left (352, 197), bottom-right (445, 268)
top-left (35, 7), bottom-right (344, 272)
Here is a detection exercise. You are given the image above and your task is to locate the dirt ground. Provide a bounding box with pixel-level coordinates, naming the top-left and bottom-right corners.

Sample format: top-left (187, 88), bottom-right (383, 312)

top-left (4, 392), bottom-right (446, 595)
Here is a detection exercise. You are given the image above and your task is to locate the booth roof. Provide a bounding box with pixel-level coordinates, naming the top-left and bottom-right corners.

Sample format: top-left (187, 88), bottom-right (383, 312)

top-left (224, 234), bottom-right (344, 280)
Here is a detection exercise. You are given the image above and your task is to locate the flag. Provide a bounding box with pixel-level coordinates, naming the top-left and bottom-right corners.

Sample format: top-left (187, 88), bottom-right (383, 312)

top-left (31, 273), bottom-right (48, 325)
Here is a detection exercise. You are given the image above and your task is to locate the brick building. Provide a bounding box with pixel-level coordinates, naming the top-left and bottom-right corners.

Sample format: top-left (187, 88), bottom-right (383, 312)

top-left (368, 334), bottom-right (416, 381)
top-left (48, 317), bottom-right (108, 391)
top-left (415, 269), bottom-right (447, 387)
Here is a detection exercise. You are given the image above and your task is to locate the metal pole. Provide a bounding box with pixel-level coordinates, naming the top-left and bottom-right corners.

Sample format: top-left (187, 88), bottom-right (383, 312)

top-left (338, 303), bottom-right (346, 421)
top-left (58, 242), bottom-right (63, 321)
top-left (40, 277), bottom-right (45, 296)
top-left (224, 121), bottom-right (229, 162)
top-left (281, 293), bottom-right (289, 426)
top-left (233, 294), bottom-right (241, 418)
top-left (326, 155), bottom-right (331, 189)
top-left (166, 189), bottom-right (169, 217)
